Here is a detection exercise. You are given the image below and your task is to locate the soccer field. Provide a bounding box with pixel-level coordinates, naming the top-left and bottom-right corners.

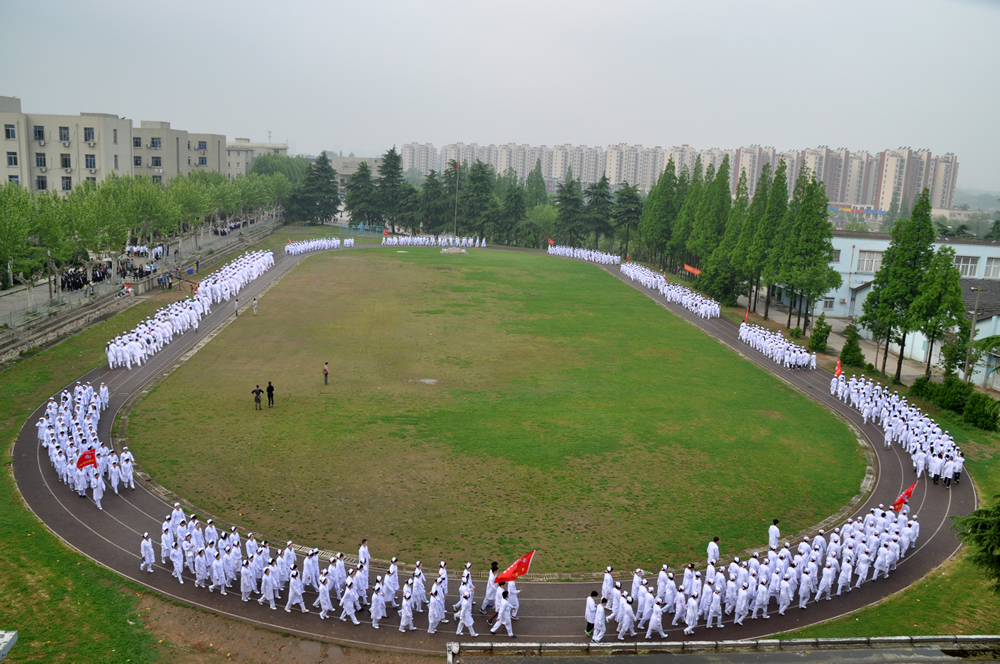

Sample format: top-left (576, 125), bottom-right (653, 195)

top-left (126, 247), bottom-right (866, 572)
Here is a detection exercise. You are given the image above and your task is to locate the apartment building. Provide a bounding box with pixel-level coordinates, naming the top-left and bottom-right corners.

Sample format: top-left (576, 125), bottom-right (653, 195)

top-left (226, 138), bottom-right (289, 179)
top-left (131, 121), bottom-right (224, 184)
top-left (328, 155), bottom-right (382, 192)
top-left (400, 142), bottom-right (437, 175)
top-left (2, 96), bottom-right (132, 192)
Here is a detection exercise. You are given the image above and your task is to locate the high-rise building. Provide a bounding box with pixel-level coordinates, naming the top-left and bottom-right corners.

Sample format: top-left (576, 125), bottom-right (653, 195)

top-left (400, 142), bottom-right (437, 175)
top-left (734, 145), bottom-right (777, 198)
top-left (930, 153), bottom-right (959, 209)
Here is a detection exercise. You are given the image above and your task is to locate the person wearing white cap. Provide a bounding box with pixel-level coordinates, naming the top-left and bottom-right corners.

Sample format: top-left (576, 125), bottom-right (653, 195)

top-left (209, 552), bottom-right (227, 595)
top-left (631, 568), bottom-right (644, 602)
top-left (245, 533), bottom-right (258, 560)
top-left (707, 537), bottom-right (720, 566)
top-left (370, 581), bottom-right (387, 628)
top-left (259, 567), bottom-right (277, 610)
top-left (751, 579), bottom-right (769, 619)
top-left (318, 575), bottom-right (334, 619)
top-left (602, 566), bottom-right (614, 600)
top-left (591, 597), bottom-right (610, 642)
top-left (644, 596), bottom-right (668, 639)
top-left (339, 579), bottom-right (361, 624)
top-left (284, 570), bottom-right (308, 613)
top-left (384, 562), bottom-right (400, 608)
top-left (120, 448), bottom-right (135, 489)
top-left (427, 583), bottom-right (445, 633)
top-left (169, 542), bottom-right (184, 584)
top-left (734, 582), bottom-right (750, 625)
top-left (456, 592), bottom-right (478, 637)
top-left (507, 579), bottom-right (520, 620)
top-left (615, 596), bottom-right (635, 640)
top-left (683, 592), bottom-right (699, 635)
top-left (303, 550), bottom-right (318, 592)
top-left (768, 519), bottom-right (781, 550)
top-left (481, 561), bottom-right (499, 613)
top-left (194, 549), bottom-right (209, 588)
top-left (706, 586), bottom-right (724, 628)
top-left (240, 560), bottom-right (256, 601)
top-left (90, 472), bottom-right (104, 510)
top-left (140, 532), bottom-right (155, 573)
top-left (399, 586), bottom-right (416, 632)
top-left (778, 574), bottom-right (793, 615)
top-left (204, 520), bottom-right (217, 548)
top-left (358, 538), bottom-right (371, 569)
top-left (413, 562), bottom-right (428, 612)
top-left (815, 562), bottom-right (834, 601)
top-left (837, 556), bottom-right (854, 596)
top-left (160, 527), bottom-right (173, 565)
top-left (438, 561), bottom-right (449, 598)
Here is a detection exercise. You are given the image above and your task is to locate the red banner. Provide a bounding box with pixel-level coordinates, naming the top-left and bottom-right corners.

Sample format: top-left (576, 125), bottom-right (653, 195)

top-left (683, 264), bottom-right (701, 276)
top-left (893, 481), bottom-right (918, 511)
top-left (835, 358), bottom-right (842, 377)
top-left (547, 237), bottom-right (554, 246)
top-left (77, 449), bottom-right (97, 470)
top-left (495, 550), bottom-right (536, 584)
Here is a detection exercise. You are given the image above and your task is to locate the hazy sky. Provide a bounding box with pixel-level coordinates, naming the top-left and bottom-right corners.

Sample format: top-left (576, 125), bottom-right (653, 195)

top-left (5, 0), bottom-right (999, 190)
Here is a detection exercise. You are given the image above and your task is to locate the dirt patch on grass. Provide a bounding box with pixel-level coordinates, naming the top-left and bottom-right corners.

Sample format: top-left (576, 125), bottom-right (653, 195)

top-left (138, 594), bottom-right (440, 664)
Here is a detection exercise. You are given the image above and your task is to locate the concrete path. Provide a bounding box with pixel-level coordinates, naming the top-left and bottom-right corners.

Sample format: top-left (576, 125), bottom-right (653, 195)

top-left (11, 247), bottom-right (976, 656)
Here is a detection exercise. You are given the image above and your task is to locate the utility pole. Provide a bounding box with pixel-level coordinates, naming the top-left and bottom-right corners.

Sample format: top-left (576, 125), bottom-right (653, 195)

top-left (963, 286), bottom-right (982, 382)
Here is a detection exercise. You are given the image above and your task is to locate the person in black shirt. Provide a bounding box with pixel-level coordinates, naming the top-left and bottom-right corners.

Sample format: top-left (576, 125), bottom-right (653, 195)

top-left (251, 385), bottom-right (263, 410)
top-left (266, 382), bottom-right (274, 408)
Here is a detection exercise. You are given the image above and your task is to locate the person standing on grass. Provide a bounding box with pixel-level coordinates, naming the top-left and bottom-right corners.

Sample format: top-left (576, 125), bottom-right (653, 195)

top-left (251, 385), bottom-right (263, 410)
top-left (253, 297), bottom-right (258, 316)
top-left (266, 381), bottom-right (274, 407)
top-left (323, 362), bottom-right (329, 385)
top-left (235, 298), bottom-right (239, 317)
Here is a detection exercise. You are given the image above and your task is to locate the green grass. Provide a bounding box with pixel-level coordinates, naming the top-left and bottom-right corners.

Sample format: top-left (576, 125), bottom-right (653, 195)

top-left (127, 247), bottom-right (865, 572)
top-left (0, 296), bottom-right (183, 663)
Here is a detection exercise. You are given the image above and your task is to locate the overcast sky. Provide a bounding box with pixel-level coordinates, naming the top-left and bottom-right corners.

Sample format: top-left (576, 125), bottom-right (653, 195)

top-left (4, 0), bottom-right (999, 190)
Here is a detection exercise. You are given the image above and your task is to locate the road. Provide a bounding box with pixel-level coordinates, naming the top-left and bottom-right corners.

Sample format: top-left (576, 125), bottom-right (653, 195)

top-left (11, 247), bottom-right (977, 656)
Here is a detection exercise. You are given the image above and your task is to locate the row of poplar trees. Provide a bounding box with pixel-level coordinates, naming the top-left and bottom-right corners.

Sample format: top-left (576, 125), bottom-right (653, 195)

top-left (640, 155), bottom-right (842, 329)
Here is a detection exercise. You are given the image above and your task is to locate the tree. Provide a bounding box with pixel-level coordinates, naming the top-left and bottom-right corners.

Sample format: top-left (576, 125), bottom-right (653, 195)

top-left (613, 183), bottom-right (643, 260)
top-left (403, 167), bottom-right (425, 188)
top-left (500, 178), bottom-right (528, 246)
top-left (687, 155), bottom-right (731, 264)
top-left (753, 158), bottom-right (789, 319)
top-left (843, 218), bottom-right (869, 232)
top-left (460, 160), bottom-right (497, 239)
top-left (666, 158), bottom-right (702, 264)
top-left (953, 495), bottom-right (1000, 595)
top-left (910, 246), bottom-right (965, 375)
top-left (583, 175), bottom-right (614, 250)
top-left (554, 168), bottom-right (585, 245)
top-left (419, 170), bottom-right (450, 237)
top-left (377, 146), bottom-right (405, 232)
top-left (525, 159), bottom-right (548, 209)
top-left (291, 151), bottom-right (339, 224)
top-left (840, 324), bottom-right (866, 367)
top-left (343, 161), bottom-right (380, 227)
top-left (250, 154), bottom-right (312, 184)
top-left (698, 168), bottom-right (747, 304)
top-left (880, 189), bottom-right (900, 232)
top-left (0, 182), bottom-right (35, 289)
top-left (808, 313), bottom-right (833, 352)
top-left (733, 162), bottom-right (771, 311)
top-left (639, 158), bottom-right (679, 267)
top-left (521, 204), bottom-right (557, 248)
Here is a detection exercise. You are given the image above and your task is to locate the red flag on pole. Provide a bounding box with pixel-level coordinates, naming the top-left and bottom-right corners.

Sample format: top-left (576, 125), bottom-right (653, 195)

top-left (547, 237), bottom-right (554, 246)
top-left (893, 481), bottom-right (918, 511)
top-left (455, 160), bottom-right (460, 171)
top-left (743, 306), bottom-right (749, 323)
top-left (77, 448), bottom-right (97, 470)
top-left (835, 358), bottom-right (842, 377)
top-left (495, 550), bottom-right (536, 584)
top-left (626, 254), bottom-right (630, 263)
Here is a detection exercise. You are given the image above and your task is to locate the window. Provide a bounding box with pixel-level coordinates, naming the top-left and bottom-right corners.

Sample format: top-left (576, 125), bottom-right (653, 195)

top-left (823, 297), bottom-right (834, 310)
top-left (6, 152), bottom-right (17, 166)
top-left (273, 148), bottom-right (279, 154)
top-left (187, 141), bottom-right (191, 149)
top-left (857, 250), bottom-right (882, 273)
top-left (62, 176), bottom-right (72, 191)
top-left (60, 154), bottom-right (71, 168)
top-left (227, 161), bottom-right (231, 168)
top-left (152, 175), bottom-right (162, 184)
top-left (85, 154), bottom-right (96, 169)
top-left (235, 150), bottom-right (240, 156)
top-left (36, 175), bottom-right (47, 190)
top-left (59, 126), bottom-right (70, 142)
top-left (133, 136), bottom-right (142, 149)
top-left (198, 157), bottom-right (207, 166)
top-left (133, 156), bottom-right (142, 167)
top-left (227, 150), bottom-right (230, 157)
top-left (114, 155), bottom-right (118, 170)
top-left (4, 124), bottom-right (15, 139)
top-left (113, 128), bottom-right (117, 144)
top-left (986, 257), bottom-right (1000, 279)
top-left (955, 255), bottom-right (979, 278)
top-left (187, 156), bottom-right (191, 165)
top-left (83, 127), bottom-right (95, 142)
top-left (151, 156), bottom-right (161, 167)
top-left (198, 141), bottom-right (207, 150)
top-left (86, 177), bottom-right (96, 184)
top-left (150, 137), bottom-right (161, 149)
top-left (8, 175), bottom-right (18, 185)
top-left (236, 162), bottom-right (240, 168)
top-left (33, 126), bottom-right (45, 141)
top-left (35, 153), bottom-right (47, 168)
top-left (832, 249), bottom-right (841, 262)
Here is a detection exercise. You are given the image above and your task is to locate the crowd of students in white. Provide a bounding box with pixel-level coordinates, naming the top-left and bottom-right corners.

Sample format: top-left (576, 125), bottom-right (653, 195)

top-left (382, 235), bottom-right (486, 248)
top-left (125, 244), bottom-right (164, 259)
top-left (37, 381), bottom-right (135, 510)
top-left (284, 237), bottom-right (353, 255)
top-left (104, 251), bottom-right (275, 371)
top-left (739, 323), bottom-right (818, 370)
top-left (620, 263), bottom-right (722, 320)
top-left (587, 504), bottom-right (923, 642)
top-left (546, 245), bottom-right (621, 265)
top-left (830, 372), bottom-right (966, 487)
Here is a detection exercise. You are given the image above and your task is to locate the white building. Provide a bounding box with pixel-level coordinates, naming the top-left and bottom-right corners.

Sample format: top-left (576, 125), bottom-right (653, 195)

top-left (400, 142), bottom-right (437, 175)
top-left (226, 138), bottom-right (289, 179)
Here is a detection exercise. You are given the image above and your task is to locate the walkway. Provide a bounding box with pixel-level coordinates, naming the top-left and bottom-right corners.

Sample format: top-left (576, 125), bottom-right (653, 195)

top-left (11, 247), bottom-right (976, 656)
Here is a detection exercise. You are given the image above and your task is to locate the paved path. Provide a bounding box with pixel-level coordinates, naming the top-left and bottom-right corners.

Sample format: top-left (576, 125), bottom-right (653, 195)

top-left (11, 248), bottom-right (977, 656)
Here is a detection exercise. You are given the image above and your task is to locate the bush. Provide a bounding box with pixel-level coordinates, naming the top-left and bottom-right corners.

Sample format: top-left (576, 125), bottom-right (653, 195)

top-left (789, 327), bottom-right (803, 339)
top-left (910, 375), bottom-right (932, 399)
top-left (841, 324), bottom-right (866, 368)
top-left (937, 376), bottom-right (974, 413)
top-left (865, 363), bottom-right (877, 373)
top-left (809, 313), bottom-right (833, 352)
top-left (964, 391), bottom-right (1000, 431)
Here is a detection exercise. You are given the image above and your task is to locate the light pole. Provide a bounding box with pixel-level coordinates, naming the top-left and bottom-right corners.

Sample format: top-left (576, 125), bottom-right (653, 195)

top-left (963, 286), bottom-right (982, 382)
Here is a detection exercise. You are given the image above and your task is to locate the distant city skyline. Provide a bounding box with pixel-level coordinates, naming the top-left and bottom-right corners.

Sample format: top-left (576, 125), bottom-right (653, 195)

top-left (3, 1), bottom-right (998, 190)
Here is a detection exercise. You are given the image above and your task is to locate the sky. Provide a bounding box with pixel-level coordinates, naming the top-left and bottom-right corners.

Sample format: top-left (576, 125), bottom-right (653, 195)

top-left (4, 0), bottom-right (1000, 190)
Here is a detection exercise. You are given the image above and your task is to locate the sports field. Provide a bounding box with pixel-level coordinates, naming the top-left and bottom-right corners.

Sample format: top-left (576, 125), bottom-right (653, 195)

top-left (127, 247), bottom-right (866, 572)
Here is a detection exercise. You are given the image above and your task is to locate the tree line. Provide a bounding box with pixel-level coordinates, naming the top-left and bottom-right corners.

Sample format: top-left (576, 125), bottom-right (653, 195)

top-left (0, 171), bottom-right (290, 291)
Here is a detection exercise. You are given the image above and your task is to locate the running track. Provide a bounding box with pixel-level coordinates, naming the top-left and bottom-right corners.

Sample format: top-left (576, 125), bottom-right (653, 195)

top-left (11, 247), bottom-right (977, 655)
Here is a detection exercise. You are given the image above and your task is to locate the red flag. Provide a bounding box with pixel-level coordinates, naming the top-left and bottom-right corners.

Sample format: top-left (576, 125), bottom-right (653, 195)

top-left (626, 254), bottom-right (630, 262)
top-left (455, 160), bottom-right (460, 171)
top-left (835, 358), bottom-right (842, 377)
top-left (383, 229), bottom-right (389, 235)
top-left (77, 449), bottom-right (97, 470)
top-left (547, 237), bottom-right (554, 246)
top-left (743, 306), bottom-right (749, 323)
top-left (495, 550), bottom-right (536, 584)
top-left (893, 481), bottom-right (918, 511)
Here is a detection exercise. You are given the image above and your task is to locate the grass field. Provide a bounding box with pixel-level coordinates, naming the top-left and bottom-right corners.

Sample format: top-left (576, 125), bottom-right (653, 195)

top-left (127, 247), bottom-right (866, 572)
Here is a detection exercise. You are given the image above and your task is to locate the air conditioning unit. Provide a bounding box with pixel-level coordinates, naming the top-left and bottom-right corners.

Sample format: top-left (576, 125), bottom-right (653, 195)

top-left (156, 168), bottom-right (163, 174)
top-left (840, 298), bottom-right (847, 304)
top-left (62, 141), bottom-right (71, 147)
top-left (38, 139), bottom-right (45, 146)
top-left (39, 166), bottom-right (47, 172)
top-left (88, 141), bottom-right (95, 147)
top-left (64, 167), bottom-right (72, 173)
top-left (89, 168), bottom-right (96, 174)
